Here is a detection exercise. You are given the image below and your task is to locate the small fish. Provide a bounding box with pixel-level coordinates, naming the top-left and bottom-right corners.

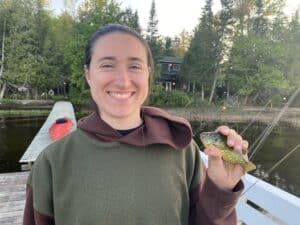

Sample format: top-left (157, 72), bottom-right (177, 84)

top-left (200, 132), bottom-right (256, 173)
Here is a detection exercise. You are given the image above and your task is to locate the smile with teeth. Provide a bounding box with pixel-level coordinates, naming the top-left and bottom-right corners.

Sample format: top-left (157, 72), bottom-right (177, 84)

top-left (108, 91), bottom-right (134, 99)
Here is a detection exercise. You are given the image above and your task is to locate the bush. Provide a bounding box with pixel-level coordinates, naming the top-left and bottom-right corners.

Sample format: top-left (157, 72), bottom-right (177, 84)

top-left (148, 85), bottom-right (192, 107)
top-left (68, 87), bottom-right (90, 105)
top-left (50, 95), bottom-right (68, 101)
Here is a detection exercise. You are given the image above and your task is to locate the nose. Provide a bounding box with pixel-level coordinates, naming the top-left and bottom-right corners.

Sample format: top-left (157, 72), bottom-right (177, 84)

top-left (116, 66), bottom-right (131, 88)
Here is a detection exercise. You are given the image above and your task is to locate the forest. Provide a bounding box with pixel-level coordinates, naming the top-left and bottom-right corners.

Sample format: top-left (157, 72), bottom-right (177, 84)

top-left (0, 0), bottom-right (299, 106)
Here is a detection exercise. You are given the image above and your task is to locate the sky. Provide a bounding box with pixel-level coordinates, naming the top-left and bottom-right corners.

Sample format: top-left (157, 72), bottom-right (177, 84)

top-left (49, 0), bottom-right (300, 37)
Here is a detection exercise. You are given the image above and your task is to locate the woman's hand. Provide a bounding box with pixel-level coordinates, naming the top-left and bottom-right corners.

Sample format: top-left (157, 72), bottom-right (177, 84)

top-left (204, 125), bottom-right (249, 191)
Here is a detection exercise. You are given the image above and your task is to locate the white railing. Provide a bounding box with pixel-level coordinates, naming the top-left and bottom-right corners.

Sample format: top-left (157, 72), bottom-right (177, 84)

top-left (200, 151), bottom-right (300, 225)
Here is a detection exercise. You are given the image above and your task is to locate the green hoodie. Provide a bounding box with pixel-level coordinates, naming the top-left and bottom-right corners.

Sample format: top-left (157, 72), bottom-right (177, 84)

top-left (23, 106), bottom-right (243, 225)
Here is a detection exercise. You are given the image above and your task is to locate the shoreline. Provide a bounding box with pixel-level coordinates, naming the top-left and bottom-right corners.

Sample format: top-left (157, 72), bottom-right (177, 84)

top-left (165, 107), bottom-right (300, 127)
top-left (1, 103), bottom-right (300, 127)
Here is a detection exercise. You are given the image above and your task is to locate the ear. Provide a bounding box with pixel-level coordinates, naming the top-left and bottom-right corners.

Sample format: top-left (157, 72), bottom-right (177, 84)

top-left (84, 65), bottom-right (91, 87)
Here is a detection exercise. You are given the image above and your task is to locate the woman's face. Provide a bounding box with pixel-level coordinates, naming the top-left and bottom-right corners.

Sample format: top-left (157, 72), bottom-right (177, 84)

top-left (85, 32), bottom-right (150, 129)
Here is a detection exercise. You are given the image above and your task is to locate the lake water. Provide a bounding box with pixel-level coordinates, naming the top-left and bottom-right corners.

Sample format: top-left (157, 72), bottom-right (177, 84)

top-left (0, 116), bottom-right (299, 197)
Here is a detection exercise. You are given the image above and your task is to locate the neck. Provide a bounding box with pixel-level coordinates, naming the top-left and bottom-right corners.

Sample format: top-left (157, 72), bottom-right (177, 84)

top-left (99, 111), bottom-right (143, 130)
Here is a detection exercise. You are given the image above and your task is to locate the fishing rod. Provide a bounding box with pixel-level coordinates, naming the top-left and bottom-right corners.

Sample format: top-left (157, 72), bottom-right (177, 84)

top-left (240, 99), bottom-right (272, 136)
top-left (249, 87), bottom-right (300, 160)
top-left (242, 144), bottom-right (300, 197)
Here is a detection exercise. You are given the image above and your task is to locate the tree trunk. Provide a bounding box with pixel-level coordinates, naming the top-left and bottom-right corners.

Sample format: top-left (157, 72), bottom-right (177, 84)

top-left (34, 88), bottom-right (38, 100)
top-left (209, 72), bottom-right (218, 103)
top-left (187, 82), bottom-right (190, 92)
top-left (26, 89), bottom-right (30, 99)
top-left (0, 83), bottom-right (6, 100)
top-left (0, 19), bottom-right (6, 79)
top-left (252, 92), bottom-right (259, 103)
top-left (243, 95), bottom-right (248, 105)
top-left (192, 81), bottom-right (196, 93)
top-left (226, 82), bottom-right (230, 100)
top-left (201, 85), bottom-right (204, 100)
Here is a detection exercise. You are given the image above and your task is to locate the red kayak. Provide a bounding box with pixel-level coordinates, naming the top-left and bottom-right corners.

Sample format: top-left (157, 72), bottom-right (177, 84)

top-left (49, 117), bottom-right (73, 141)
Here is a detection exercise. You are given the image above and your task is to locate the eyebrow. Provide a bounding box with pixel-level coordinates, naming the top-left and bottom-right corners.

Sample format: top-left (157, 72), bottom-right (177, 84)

top-left (127, 57), bottom-right (145, 63)
top-left (97, 56), bottom-right (145, 63)
top-left (97, 56), bottom-right (115, 63)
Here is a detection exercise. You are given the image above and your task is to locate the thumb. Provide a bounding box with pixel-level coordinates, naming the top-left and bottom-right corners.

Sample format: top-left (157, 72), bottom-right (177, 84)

top-left (205, 146), bottom-right (224, 167)
top-left (204, 146), bottom-right (222, 158)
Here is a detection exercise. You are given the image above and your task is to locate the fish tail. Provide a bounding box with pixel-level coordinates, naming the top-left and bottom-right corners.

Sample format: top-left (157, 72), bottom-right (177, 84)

top-left (244, 161), bottom-right (256, 173)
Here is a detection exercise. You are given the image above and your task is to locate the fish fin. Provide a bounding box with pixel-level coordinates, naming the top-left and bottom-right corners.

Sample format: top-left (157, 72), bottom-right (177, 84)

top-left (245, 161), bottom-right (256, 173)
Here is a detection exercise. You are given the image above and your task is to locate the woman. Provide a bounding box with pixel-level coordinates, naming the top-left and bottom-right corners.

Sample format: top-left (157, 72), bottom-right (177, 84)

top-left (23, 24), bottom-right (248, 225)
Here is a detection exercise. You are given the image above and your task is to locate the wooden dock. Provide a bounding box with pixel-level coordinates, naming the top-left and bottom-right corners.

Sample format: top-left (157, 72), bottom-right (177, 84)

top-left (0, 101), bottom-right (77, 224)
top-left (0, 172), bottom-right (29, 225)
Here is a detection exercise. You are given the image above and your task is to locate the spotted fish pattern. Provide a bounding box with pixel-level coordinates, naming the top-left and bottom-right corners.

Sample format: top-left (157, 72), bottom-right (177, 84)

top-left (200, 132), bottom-right (256, 173)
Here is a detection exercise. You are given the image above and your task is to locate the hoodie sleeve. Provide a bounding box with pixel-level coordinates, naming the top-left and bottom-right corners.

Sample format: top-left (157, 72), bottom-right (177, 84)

top-left (188, 141), bottom-right (244, 225)
top-left (23, 152), bottom-right (55, 225)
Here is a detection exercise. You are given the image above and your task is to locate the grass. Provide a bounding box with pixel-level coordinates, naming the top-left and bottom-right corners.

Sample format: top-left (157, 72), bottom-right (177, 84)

top-left (0, 109), bottom-right (50, 117)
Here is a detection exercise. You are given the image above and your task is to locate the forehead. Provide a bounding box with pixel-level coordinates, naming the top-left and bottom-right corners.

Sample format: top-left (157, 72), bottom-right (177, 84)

top-left (92, 32), bottom-right (148, 60)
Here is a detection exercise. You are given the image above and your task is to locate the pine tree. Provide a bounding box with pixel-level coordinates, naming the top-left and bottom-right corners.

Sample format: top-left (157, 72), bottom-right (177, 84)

top-left (146, 0), bottom-right (162, 77)
top-left (251, 0), bottom-right (268, 36)
top-left (164, 37), bottom-right (173, 56)
top-left (146, 0), bottom-right (159, 39)
top-left (120, 8), bottom-right (141, 33)
top-left (181, 0), bottom-right (218, 95)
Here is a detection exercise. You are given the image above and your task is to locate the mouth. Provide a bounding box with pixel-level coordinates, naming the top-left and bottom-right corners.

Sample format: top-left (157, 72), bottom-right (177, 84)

top-left (107, 91), bottom-right (134, 99)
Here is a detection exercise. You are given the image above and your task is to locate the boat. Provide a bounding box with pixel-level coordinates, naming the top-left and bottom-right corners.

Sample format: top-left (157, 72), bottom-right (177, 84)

top-left (49, 117), bottom-right (73, 141)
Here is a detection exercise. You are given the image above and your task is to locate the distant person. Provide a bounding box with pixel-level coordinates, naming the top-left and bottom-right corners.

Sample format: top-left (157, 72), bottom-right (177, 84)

top-left (23, 24), bottom-right (249, 225)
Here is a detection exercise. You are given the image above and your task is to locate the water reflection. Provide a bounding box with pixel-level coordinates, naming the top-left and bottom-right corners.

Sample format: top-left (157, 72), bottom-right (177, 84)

top-left (0, 116), bottom-right (45, 172)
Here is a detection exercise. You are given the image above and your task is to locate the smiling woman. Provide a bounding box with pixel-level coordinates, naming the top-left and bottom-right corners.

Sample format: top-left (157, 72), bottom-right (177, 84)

top-left (84, 31), bottom-right (151, 129)
top-left (23, 24), bottom-right (250, 225)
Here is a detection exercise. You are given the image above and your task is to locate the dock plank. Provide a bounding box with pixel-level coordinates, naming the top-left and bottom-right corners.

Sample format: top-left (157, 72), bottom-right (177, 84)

top-left (0, 172), bottom-right (28, 225)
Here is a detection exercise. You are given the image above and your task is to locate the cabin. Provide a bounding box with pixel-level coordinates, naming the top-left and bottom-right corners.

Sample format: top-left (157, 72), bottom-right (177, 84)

top-left (158, 56), bottom-right (181, 91)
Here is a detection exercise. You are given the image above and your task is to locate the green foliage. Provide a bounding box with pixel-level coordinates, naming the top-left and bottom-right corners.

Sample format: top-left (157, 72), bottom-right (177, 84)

top-left (181, 0), bottom-right (219, 96)
top-left (0, 0), bottom-right (299, 108)
top-left (226, 32), bottom-right (290, 102)
top-left (146, 0), bottom-right (163, 65)
top-left (148, 85), bottom-right (191, 107)
top-left (68, 85), bottom-right (90, 105)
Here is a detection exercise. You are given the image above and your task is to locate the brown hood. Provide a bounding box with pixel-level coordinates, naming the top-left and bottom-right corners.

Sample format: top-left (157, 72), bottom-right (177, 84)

top-left (77, 106), bottom-right (192, 150)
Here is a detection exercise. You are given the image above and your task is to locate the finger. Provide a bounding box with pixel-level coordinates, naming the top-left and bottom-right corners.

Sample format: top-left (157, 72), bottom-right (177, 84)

top-left (227, 129), bottom-right (243, 153)
top-left (204, 146), bottom-right (222, 158)
top-left (242, 140), bottom-right (249, 154)
top-left (215, 125), bottom-right (230, 136)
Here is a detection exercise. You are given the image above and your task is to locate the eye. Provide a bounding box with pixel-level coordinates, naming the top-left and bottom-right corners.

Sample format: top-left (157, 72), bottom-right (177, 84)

top-left (99, 63), bottom-right (115, 71)
top-left (100, 64), bottom-right (113, 68)
top-left (129, 64), bottom-right (142, 71)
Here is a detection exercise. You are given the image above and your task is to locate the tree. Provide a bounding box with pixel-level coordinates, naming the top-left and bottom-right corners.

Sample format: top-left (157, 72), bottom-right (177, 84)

top-left (232, 0), bottom-right (256, 35)
top-left (181, 0), bottom-right (219, 96)
top-left (146, 0), bottom-right (163, 73)
top-left (250, 0), bottom-right (269, 36)
top-left (63, 0), bottom-right (78, 17)
top-left (1, 0), bottom-right (42, 99)
top-left (225, 32), bottom-right (289, 104)
top-left (163, 37), bottom-right (173, 56)
top-left (120, 8), bottom-right (141, 33)
top-left (172, 30), bottom-right (190, 58)
top-left (0, 19), bottom-right (7, 100)
top-left (285, 9), bottom-right (300, 88)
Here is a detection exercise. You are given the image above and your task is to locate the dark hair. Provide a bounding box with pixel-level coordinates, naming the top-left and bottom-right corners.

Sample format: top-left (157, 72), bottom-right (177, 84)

top-left (84, 23), bottom-right (154, 74)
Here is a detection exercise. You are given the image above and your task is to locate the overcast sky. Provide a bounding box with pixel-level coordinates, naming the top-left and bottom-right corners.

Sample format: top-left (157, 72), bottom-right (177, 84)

top-left (49, 0), bottom-right (300, 37)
